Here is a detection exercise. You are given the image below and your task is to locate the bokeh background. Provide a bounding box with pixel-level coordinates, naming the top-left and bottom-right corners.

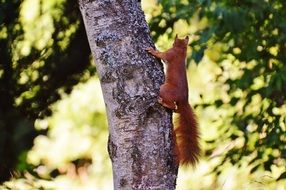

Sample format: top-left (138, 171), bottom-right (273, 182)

top-left (1, 0), bottom-right (286, 189)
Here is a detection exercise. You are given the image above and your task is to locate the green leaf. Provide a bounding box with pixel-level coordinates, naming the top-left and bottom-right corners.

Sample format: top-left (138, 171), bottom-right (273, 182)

top-left (277, 172), bottom-right (286, 181)
top-left (191, 47), bottom-right (206, 63)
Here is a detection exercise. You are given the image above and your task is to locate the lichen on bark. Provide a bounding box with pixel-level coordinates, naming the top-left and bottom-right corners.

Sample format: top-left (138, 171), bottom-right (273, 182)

top-left (79, 0), bottom-right (178, 189)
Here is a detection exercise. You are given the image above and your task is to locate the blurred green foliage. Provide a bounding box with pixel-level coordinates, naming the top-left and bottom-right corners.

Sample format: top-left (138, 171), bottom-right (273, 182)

top-left (2, 78), bottom-right (112, 190)
top-left (0, 0), bottom-right (94, 181)
top-left (28, 79), bottom-right (107, 170)
top-left (1, 0), bottom-right (286, 189)
top-left (147, 0), bottom-right (286, 183)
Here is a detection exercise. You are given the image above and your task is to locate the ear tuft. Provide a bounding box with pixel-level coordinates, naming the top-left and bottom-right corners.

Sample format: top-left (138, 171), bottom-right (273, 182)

top-left (175, 34), bottom-right (178, 40)
top-left (184, 36), bottom-right (189, 44)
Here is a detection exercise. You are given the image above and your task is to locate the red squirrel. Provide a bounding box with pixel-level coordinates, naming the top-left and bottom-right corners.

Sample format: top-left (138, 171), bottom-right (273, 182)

top-left (146, 35), bottom-right (200, 166)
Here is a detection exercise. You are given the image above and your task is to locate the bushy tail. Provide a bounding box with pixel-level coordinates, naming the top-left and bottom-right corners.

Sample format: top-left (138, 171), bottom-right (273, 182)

top-left (175, 103), bottom-right (200, 166)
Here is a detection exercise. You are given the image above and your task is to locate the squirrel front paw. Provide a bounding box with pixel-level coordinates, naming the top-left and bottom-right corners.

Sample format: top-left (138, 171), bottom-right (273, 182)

top-left (146, 47), bottom-right (156, 54)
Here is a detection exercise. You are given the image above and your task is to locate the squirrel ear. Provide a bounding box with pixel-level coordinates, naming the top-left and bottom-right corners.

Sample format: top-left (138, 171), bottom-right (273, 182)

top-left (184, 36), bottom-right (189, 44)
top-left (175, 34), bottom-right (178, 40)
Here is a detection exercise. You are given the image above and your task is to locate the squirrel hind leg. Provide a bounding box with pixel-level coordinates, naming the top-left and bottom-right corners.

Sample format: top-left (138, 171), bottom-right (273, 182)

top-left (158, 97), bottom-right (177, 110)
top-left (159, 83), bottom-right (178, 110)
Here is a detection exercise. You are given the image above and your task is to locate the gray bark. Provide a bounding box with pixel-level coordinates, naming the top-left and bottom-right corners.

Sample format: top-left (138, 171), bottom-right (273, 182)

top-left (79, 0), bottom-right (178, 189)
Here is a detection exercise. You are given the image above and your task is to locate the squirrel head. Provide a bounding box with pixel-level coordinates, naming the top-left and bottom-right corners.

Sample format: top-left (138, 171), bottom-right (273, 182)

top-left (173, 35), bottom-right (189, 49)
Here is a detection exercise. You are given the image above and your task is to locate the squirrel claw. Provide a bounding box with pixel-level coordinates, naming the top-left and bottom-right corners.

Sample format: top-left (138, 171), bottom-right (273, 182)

top-left (158, 97), bottom-right (163, 104)
top-left (146, 47), bottom-right (155, 53)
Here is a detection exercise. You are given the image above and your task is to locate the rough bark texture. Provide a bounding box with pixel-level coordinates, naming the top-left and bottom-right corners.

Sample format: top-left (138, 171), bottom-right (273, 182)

top-left (79, 0), bottom-right (178, 189)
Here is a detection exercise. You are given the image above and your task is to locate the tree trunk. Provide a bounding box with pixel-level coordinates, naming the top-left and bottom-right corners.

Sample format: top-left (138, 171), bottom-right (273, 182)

top-left (79, 0), bottom-right (178, 189)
